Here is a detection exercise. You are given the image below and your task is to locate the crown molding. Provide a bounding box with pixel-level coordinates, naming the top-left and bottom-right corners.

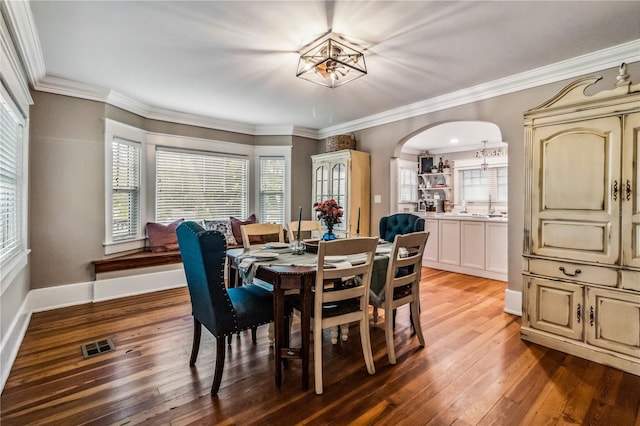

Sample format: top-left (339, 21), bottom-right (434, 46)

top-left (318, 39), bottom-right (640, 138)
top-left (2, 0), bottom-right (45, 86)
top-left (6, 0), bottom-right (638, 140)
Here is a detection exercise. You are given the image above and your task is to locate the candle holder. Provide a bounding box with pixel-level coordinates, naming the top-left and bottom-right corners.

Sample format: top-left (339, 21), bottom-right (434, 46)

top-left (291, 239), bottom-right (305, 255)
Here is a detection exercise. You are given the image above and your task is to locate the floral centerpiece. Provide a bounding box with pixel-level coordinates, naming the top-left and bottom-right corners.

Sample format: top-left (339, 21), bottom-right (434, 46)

top-left (313, 198), bottom-right (343, 240)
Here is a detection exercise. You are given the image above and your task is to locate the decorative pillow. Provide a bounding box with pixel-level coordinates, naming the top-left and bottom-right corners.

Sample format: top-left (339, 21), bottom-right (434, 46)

top-left (146, 219), bottom-right (184, 252)
top-left (230, 214), bottom-right (258, 244)
top-left (204, 220), bottom-right (237, 246)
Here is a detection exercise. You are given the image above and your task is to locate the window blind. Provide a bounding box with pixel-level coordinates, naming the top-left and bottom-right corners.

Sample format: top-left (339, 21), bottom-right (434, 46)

top-left (156, 148), bottom-right (248, 222)
top-left (259, 156), bottom-right (285, 224)
top-left (0, 94), bottom-right (24, 262)
top-left (112, 138), bottom-right (141, 241)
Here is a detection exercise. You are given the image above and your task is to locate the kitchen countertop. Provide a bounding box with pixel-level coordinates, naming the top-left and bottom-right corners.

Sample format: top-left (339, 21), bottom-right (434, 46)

top-left (421, 213), bottom-right (508, 222)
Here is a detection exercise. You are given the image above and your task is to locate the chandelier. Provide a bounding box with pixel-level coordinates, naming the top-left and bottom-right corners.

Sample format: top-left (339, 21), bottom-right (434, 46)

top-left (480, 140), bottom-right (489, 172)
top-left (296, 37), bottom-right (367, 88)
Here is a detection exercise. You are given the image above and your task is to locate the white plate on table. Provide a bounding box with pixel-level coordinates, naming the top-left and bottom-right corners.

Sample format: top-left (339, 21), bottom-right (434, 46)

top-left (324, 255), bottom-right (348, 263)
top-left (265, 242), bottom-right (290, 249)
top-left (250, 252), bottom-right (279, 260)
top-left (376, 246), bottom-right (392, 254)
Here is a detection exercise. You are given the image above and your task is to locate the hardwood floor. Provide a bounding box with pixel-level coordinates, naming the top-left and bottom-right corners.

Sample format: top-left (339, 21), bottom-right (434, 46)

top-left (2, 269), bottom-right (639, 425)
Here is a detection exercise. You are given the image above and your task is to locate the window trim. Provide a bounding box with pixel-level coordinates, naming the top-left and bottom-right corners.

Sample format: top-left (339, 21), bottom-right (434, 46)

top-left (104, 120), bottom-right (147, 255)
top-left (104, 122), bottom-right (293, 255)
top-left (254, 146), bottom-right (291, 225)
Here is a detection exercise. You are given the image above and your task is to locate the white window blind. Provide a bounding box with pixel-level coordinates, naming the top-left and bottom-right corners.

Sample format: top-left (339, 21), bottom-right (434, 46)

top-left (112, 138), bottom-right (141, 241)
top-left (259, 156), bottom-right (285, 224)
top-left (0, 94), bottom-right (24, 262)
top-left (156, 148), bottom-right (248, 222)
top-left (460, 166), bottom-right (507, 202)
top-left (400, 168), bottom-right (418, 202)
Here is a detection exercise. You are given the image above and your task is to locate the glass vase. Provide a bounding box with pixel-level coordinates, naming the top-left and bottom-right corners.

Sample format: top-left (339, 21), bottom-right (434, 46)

top-left (322, 226), bottom-right (337, 241)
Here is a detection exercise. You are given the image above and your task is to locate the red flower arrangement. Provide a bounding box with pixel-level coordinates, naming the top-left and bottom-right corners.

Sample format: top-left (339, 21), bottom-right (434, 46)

top-left (313, 199), bottom-right (343, 229)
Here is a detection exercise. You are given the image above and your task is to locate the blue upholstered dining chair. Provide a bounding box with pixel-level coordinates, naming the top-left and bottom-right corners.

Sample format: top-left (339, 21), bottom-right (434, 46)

top-left (176, 221), bottom-right (274, 395)
top-left (379, 213), bottom-right (426, 243)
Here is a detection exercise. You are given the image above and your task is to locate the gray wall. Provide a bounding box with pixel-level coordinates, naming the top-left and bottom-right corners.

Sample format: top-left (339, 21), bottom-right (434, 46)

top-left (28, 62), bottom-right (639, 294)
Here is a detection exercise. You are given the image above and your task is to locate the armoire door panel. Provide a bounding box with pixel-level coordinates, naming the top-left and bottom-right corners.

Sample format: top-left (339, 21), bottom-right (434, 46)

top-left (527, 278), bottom-right (583, 340)
top-left (538, 220), bottom-right (609, 253)
top-left (587, 288), bottom-right (640, 358)
top-left (622, 112), bottom-right (640, 267)
top-left (541, 131), bottom-right (608, 211)
top-left (531, 116), bottom-right (621, 264)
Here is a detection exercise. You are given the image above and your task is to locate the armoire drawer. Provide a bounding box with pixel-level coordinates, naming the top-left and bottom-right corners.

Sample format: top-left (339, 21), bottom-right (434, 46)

top-left (529, 258), bottom-right (617, 287)
top-left (621, 270), bottom-right (640, 292)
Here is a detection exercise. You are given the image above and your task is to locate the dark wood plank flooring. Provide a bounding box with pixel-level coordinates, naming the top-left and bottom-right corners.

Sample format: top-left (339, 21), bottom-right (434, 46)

top-left (2, 269), bottom-right (638, 425)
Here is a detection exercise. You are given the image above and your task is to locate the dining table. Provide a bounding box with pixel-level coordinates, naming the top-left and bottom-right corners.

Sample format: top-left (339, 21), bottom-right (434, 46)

top-left (226, 242), bottom-right (394, 391)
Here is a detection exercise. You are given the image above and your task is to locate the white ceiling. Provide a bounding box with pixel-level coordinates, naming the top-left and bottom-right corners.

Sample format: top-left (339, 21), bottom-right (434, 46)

top-left (21, 1), bottom-right (640, 135)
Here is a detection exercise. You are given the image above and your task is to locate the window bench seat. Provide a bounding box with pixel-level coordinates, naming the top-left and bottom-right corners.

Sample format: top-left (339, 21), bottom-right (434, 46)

top-left (93, 244), bottom-right (243, 276)
top-left (93, 250), bottom-right (183, 275)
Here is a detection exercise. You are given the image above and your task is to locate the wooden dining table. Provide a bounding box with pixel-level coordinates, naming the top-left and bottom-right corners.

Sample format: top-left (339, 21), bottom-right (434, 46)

top-left (226, 245), bottom-right (391, 391)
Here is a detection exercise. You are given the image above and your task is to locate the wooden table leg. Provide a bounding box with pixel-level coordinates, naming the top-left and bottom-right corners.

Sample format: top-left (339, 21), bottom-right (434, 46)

top-left (274, 283), bottom-right (285, 387)
top-left (300, 275), bottom-right (313, 391)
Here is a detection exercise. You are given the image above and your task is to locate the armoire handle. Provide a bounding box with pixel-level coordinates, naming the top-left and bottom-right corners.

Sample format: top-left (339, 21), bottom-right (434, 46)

top-left (577, 303), bottom-right (581, 323)
top-left (559, 266), bottom-right (581, 277)
top-left (626, 180), bottom-right (632, 201)
top-left (590, 306), bottom-right (595, 327)
top-left (613, 180), bottom-right (618, 201)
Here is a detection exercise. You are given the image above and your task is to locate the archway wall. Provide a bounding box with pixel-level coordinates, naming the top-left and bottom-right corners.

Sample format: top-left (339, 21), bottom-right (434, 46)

top-left (352, 63), bottom-right (633, 295)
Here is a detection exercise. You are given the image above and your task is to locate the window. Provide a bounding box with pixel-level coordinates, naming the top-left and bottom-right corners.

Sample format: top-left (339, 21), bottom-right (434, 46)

top-left (399, 168), bottom-right (418, 202)
top-left (0, 93), bottom-right (25, 262)
top-left (111, 138), bottom-right (141, 241)
top-left (259, 156), bottom-right (285, 224)
top-left (156, 148), bottom-right (248, 222)
top-left (459, 166), bottom-right (508, 202)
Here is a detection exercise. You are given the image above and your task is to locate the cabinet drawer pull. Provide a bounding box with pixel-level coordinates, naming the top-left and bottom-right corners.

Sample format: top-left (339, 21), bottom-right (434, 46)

top-left (559, 266), bottom-right (581, 277)
top-left (576, 303), bottom-right (581, 323)
top-left (626, 180), bottom-right (632, 201)
top-left (589, 306), bottom-right (595, 327)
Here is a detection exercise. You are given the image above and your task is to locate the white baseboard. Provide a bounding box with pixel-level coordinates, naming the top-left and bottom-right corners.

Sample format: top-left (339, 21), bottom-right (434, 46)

top-left (93, 268), bottom-right (186, 302)
top-left (28, 281), bottom-right (94, 313)
top-left (504, 289), bottom-right (522, 316)
top-left (0, 295), bottom-right (31, 392)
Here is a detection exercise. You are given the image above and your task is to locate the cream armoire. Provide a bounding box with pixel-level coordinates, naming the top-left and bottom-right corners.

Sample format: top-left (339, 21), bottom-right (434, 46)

top-left (522, 64), bottom-right (640, 376)
top-left (311, 150), bottom-right (370, 237)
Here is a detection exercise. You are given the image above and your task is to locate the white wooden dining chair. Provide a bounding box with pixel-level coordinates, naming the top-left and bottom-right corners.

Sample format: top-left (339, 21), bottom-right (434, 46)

top-left (312, 237), bottom-right (378, 394)
top-left (372, 231), bottom-right (429, 364)
top-left (240, 223), bottom-right (285, 249)
top-left (287, 220), bottom-right (322, 241)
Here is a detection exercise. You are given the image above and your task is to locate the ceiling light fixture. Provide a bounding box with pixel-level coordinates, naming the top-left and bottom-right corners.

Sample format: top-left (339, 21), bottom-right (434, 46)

top-left (296, 37), bottom-right (367, 88)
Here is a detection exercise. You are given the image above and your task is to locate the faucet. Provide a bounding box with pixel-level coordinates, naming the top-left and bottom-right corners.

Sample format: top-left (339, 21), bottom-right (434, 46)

top-left (488, 195), bottom-right (495, 214)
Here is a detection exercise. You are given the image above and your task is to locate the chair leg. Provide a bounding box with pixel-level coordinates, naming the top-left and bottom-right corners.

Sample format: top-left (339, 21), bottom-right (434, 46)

top-left (268, 322), bottom-right (274, 346)
top-left (340, 323), bottom-right (349, 342)
top-left (251, 326), bottom-right (257, 343)
top-left (190, 317), bottom-right (202, 366)
top-left (359, 314), bottom-right (376, 375)
top-left (314, 317), bottom-right (324, 394)
top-left (385, 306), bottom-right (397, 364)
top-left (411, 298), bottom-right (425, 347)
top-left (211, 337), bottom-right (226, 395)
top-left (373, 306), bottom-right (379, 324)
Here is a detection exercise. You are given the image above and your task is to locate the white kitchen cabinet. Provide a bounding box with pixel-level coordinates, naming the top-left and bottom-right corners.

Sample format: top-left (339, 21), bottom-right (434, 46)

top-left (438, 220), bottom-right (460, 265)
top-left (421, 216), bottom-right (507, 281)
top-left (423, 219), bottom-right (439, 262)
top-left (522, 66), bottom-right (640, 376)
top-left (311, 150), bottom-right (370, 237)
top-left (485, 222), bottom-right (508, 274)
top-left (460, 220), bottom-right (484, 269)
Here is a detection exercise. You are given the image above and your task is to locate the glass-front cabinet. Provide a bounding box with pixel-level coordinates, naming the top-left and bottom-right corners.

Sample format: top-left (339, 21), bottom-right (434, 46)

top-left (311, 150), bottom-right (370, 237)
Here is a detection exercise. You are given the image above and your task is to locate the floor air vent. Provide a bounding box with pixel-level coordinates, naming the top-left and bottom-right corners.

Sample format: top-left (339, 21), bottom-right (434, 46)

top-left (81, 338), bottom-right (115, 359)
